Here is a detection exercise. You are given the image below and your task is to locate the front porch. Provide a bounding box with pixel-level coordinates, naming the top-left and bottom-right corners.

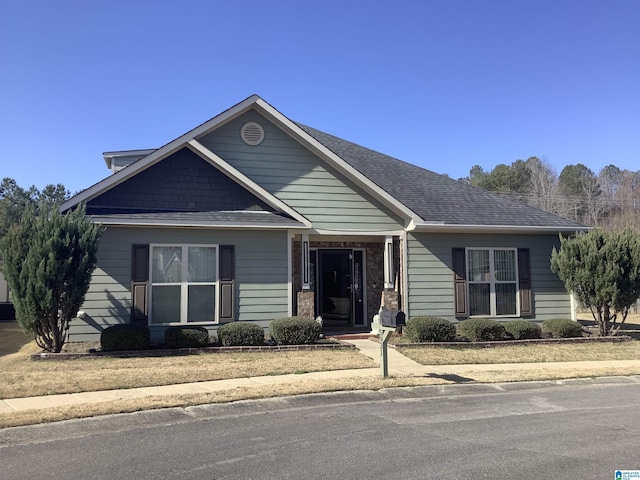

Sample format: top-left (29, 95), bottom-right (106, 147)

top-left (291, 235), bottom-right (403, 332)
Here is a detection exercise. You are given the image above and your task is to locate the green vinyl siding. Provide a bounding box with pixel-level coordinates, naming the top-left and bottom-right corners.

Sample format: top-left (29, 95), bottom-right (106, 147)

top-left (197, 110), bottom-right (405, 231)
top-left (406, 232), bottom-right (571, 322)
top-left (69, 226), bottom-right (289, 342)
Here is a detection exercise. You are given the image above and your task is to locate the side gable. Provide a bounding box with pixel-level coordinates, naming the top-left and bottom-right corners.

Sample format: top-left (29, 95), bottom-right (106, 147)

top-left (86, 148), bottom-right (272, 215)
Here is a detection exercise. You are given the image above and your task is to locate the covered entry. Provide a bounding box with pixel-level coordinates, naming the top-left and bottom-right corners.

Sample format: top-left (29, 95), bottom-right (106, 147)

top-left (313, 249), bottom-right (365, 327)
top-left (295, 235), bottom-right (401, 331)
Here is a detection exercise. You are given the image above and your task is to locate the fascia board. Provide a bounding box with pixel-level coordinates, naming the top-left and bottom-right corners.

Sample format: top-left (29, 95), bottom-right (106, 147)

top-left (102, 149), bottom-right (157, 169)
top-left (90, 216), bottom-right (307, 229)
top-left (251, 98), bottom-right (423, 226)
top-left (61, 95), bottom-right (263, 212)
top-left (186, 140), bottom-right (312, 228)
top-left (408, 222), bottom-right (591, 234)
top-left (307, 228), bottom-right (406, 237)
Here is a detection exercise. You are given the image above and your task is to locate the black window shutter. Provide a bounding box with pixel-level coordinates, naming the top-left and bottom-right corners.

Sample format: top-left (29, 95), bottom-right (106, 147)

top-left (131, 244), bottom-right (149, 323)
top-left (518, 248), bottom-right (533, 317)
top-left (219, 245), bottom-right (235, 322)
top-left (452, 248), bottom-right (469, 318)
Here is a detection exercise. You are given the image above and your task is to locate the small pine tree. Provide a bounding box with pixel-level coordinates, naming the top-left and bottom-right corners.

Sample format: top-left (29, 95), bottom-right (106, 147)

top-left (550, 229), bottom-right (640, 336)
top-left (0, 203), bottom-right (104, 352)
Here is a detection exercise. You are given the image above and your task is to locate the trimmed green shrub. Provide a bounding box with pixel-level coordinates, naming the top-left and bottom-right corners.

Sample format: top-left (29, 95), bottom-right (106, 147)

top-left (503, 320), bottom-right (543, 340)
top-left (542, 318), bottom-right (584, 338)
top-left (164, 326), bottom-right (210, 348)
top-left (457, 318), bottom-right (507, 342)
top-left (404, 316), bottom-right (456, 342)
top-left (101, 324), bottom-right (150, 351)
top-left (218, 322), bottom-right (265, 346)
top-left (270, 317), bottom-right (321, 345)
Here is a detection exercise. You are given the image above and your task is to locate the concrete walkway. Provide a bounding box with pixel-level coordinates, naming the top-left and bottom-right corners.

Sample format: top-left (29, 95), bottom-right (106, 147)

top-left (2, 339), bottom-right (640, 414)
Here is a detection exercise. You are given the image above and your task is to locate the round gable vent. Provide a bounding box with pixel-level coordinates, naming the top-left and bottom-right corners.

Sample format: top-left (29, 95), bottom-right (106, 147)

top-left (240, 122), bottom-right (264, 146)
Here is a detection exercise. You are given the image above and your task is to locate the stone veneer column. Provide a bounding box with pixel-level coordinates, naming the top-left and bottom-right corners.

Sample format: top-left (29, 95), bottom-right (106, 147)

top-left (297, 291), bottom-right (315, 319)
top-left (380, 290), bottom-right (399, 310)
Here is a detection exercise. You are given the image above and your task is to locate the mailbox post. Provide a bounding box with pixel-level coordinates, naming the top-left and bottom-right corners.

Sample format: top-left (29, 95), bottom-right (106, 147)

top-left (371, 308), bottom-right (405, 378)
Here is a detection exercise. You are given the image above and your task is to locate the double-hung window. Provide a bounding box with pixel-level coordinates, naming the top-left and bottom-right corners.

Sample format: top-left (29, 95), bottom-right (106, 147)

top-left (467, 248), bottom-right (518, 316)
top-left (150, 244), bottom-right (218, 324)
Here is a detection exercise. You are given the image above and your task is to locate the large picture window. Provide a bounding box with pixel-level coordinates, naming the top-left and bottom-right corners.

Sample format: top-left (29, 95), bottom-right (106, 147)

top-left (150, 245), bottom-right (218, 324)
top-left (467, 248), bottom-right (518, 316)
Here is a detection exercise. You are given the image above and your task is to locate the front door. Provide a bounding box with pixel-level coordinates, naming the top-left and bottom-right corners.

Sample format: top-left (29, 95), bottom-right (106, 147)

top-left (316, 249), bottom-right (365, 328)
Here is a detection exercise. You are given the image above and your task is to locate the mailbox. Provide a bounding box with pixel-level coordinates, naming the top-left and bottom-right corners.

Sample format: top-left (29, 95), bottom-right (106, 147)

top-left (379, 309), bottom-right (405, 328)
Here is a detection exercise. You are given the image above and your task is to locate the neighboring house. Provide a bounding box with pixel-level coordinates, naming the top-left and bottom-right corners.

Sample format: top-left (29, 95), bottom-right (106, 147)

top-left (0, 267), bottom-right (15, 321)
top-left (61, 95), bottom-right (586, 342)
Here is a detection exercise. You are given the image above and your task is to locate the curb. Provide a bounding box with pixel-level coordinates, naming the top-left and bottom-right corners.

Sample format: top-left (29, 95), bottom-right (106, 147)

top-left (3, 375), bottom-right (640, 444)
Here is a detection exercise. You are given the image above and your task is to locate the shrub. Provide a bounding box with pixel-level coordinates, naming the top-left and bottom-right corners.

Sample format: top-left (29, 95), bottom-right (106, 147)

top-left (541, 318), bottom-right (584, 338)
top-left (404, 316), bottom-right (456, 342)
top-left (457, 318), bottom-right (507, 342)
top-left (101, 324), bottom-right (150, 351)
top-left (164, 326), bottom-right (210, 348)
top-left (270, 317), bottom-right (321, 345)
top-left (217, 322), bottom-right (265, 346)
top-left (503, 320), bottom-right (542, 340)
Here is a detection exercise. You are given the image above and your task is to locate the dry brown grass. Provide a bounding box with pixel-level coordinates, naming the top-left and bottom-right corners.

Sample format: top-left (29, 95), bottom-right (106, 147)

top-left (398, 341), bottom-right (640, 365)
top-left (577, 312), bottom-right (640, 338)
top-left (3, 364), bottom-right (640, 429)
top-left (0, 324), bottom-right (376, 399)
top-left (3, 319), bottom-right (640, 429)
top-left (0, 377), bottom-right (449, 428)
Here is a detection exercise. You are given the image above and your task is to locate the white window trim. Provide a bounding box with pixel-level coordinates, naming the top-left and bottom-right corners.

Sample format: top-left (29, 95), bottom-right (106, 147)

top-left (466, 247), bottom-right (520, 318)
top-left (149, 243), bottom-right (220, 325)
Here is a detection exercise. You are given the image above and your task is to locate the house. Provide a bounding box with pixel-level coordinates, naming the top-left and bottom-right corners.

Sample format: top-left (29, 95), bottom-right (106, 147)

top-left (0, 268), bottom-right (15, 321)
top-left (61, 95), bottom-right (586, 342)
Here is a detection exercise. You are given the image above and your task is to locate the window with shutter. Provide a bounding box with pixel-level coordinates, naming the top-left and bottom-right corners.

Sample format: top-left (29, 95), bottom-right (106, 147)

top-left (452, 247), bottom-right (533, 318)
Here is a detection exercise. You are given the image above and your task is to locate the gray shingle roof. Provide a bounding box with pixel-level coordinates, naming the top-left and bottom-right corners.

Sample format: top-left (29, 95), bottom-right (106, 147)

top-left (296, 123), bottom-right (585, 229)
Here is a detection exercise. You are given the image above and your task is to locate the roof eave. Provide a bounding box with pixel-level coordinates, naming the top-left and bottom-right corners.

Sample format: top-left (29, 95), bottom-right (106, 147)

top-left (102, 149), bottom-right (157, 169)
top-left (408, 221), bottom-right (590, 234)
top-left (90, 216), bottom-right (307, 230)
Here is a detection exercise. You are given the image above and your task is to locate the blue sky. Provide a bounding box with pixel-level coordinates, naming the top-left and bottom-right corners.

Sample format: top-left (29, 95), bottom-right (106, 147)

top-left (1, 0), bottom-right (638, 194)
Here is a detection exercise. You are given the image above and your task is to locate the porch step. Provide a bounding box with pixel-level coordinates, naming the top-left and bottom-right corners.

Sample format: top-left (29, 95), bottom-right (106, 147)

top-left (326, 333), bottom-right (376, 340)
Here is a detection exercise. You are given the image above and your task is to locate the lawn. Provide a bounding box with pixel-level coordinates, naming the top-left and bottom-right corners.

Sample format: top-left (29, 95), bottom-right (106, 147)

top-left (0, 323), bottom-right (376, 399)
top-left (398, 341), bottom-right (640, 365)
top-left (2, 315), bottom-right (640, 429)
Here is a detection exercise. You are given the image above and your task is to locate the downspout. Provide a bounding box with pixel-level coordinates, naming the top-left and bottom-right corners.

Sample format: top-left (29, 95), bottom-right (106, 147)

top-left (401, 230), bottom-right (409, 318)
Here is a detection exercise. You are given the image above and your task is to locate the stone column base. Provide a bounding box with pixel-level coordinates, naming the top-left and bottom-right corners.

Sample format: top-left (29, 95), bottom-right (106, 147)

top-left (380, 290), bottom-right (399, 310)
top-left (297, 291), bottom-right (315, 319)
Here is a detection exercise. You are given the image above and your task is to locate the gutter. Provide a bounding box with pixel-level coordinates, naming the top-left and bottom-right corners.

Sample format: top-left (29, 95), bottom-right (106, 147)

top-left (407, 220), bottom-right (590, 234)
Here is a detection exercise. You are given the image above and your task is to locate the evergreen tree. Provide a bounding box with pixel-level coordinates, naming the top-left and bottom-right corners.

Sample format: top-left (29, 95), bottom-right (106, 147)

top-left (0, 203), bottom-right (103, 352)
top-left (550, 229), bottom-right (640, 336)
